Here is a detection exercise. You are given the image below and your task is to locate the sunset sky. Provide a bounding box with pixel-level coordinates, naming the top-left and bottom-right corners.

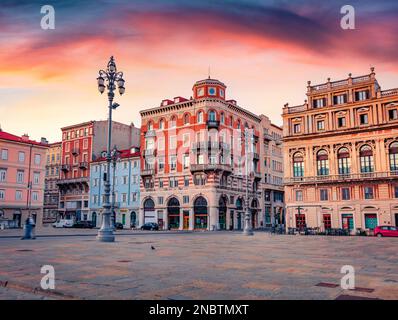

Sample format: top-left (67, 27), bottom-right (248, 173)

top-left (1, 0), bottom-right (398, 142)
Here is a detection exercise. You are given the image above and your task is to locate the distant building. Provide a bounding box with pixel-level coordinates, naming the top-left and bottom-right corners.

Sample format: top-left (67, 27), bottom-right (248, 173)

top-left (0, 129), bottom-right (48, 228)
top-left (283, 68), bottom-right (398, 233)
top-left (89, 147), bottom-right (140, 228)
top-left (57, 120), bottom-right (140, 222)
top-left (43, 142), bottom-right (61, 224)
top-left (139, 77), bottom-right (284, 231)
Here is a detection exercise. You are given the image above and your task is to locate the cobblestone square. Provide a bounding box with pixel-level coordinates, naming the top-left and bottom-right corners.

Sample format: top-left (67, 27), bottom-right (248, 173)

top-left (0, 231), bottom-right (397, 300)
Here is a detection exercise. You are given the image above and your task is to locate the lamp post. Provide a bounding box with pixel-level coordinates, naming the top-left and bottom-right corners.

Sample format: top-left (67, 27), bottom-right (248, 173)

top-left (110, 146), bottom-right (121, 230)
top-left (243, 127), bottom-right (254, 236)
top-left (96, 56), bottom-right (125, 242)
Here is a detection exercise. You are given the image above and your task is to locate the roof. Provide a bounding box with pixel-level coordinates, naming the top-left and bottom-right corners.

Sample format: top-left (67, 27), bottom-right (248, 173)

top-left (92, 148), bottom-right (141, 163)
top-left (0, 131), bottom-right (49, 147)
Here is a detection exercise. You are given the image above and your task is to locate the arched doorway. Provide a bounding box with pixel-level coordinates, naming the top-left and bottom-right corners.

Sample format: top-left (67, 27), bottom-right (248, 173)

top-left (218, 196), bottom-right (227, 230)
top-left (194, 196), bottom-right (208, 229)
top-left (143, 198), bottom-right (156, 224)
top-left (13, 210), bottom-right (22, 228)
top-left (167, 197), bottom-right (180, 229)
top-left (92, 212), bottom-right (97, 227)
top-left (236, 198), bottom-right (243, 230)
top-left (251, 199), bottom-right (258, 229)
top-left (130, 211), bottom-right (137, 228)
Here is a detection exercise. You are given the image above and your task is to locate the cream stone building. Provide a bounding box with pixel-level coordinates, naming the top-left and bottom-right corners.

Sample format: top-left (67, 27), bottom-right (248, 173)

top-left (283, 68), bottom-right (398, 233)
top-left (139, 77), bottom-right (284, 231)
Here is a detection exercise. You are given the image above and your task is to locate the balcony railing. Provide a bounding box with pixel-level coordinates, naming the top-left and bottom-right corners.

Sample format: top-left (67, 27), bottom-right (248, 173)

top-left (79, 162), bottom-right (88, 169)
top-left (141, 169), bottom-right (155, 176)
top-left (190, 163), bottom-right (232, 173)
top-left (253, 152), bottom-right (259, 160)
top-left (284, 171), bottom-right (398, 185)
top-left (57, 177), bottom-right (89, 185)
top-left (61, 164), bottom-right (70, 172)
top-left (206, 120), bottom-right (220, 129)
top-left (263, 133), bottom-right (273, 141)
top-left (145, 130), bottom-right (156, 138)
top-left (72, 148), bottom-right (80, 156)
top-left (143, 149), bottom-right (156, 157)
top-left (191, 141), bottom-right (231, 152)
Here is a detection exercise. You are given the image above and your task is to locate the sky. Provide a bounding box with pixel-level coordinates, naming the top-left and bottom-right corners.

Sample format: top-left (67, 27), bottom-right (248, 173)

top-left (0, 0), bottom-right (398, 142)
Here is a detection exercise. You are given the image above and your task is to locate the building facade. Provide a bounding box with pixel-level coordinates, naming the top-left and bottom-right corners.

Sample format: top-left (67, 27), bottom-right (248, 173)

top-left (139, 77), bottom-right (283, 231)
top-left (0, 130), bottom-right (48, 228)
top-left (89, 147), bottom-right (140, 228)
top-left (58, 120), bottom-right (139, 222)
top-left (283, 68), bottom-right (398, 233)
top-left (43, 142), bottom-right (61, 224)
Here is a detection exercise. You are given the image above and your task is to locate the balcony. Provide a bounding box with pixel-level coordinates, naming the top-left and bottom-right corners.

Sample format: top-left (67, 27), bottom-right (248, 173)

top-left (57, 177), bottom-right (89, 186)
top-left (72, 148), bottom-right (80, 156)
top-left (61, 164), bottom-right (70, 172)
top-left (191, 141), bottom-right (226, 151)
top-left (141, 168), bottom-right (155, 176)
top-left (190, 163), bottom-right (232, 174)
top-left (79, 162), bottom-right (88, 169)
top-left (253, 171), bottom-right (262, 181)
top-left (284, 171), bottom-right (398, 185)
top-left (253, 153), bottom-right (260, 160)
top-left (206, 120), bottom-right (220, 129)
top-left (143, 149), bottom-right (156, 157)
top-left (145, 130), bottom-right (156, 138)
top-left (263, 133), bottom-right (273, 141)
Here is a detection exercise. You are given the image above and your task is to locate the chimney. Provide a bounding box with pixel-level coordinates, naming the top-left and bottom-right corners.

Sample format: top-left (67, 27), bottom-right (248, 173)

top-left (21, 134), bottom-right (29, 141)
top-left (41, 137), bottom-right (48, 144)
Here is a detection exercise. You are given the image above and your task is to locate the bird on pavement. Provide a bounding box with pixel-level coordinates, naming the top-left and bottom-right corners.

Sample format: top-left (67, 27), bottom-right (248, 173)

top-left (151, 246), bottom-right (156, 250)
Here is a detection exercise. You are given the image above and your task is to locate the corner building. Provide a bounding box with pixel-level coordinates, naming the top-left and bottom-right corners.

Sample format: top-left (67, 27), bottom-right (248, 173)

top-left (139, 78), bottom-right (284, 231)
top-left (283, 68), bottom-right (398, 233)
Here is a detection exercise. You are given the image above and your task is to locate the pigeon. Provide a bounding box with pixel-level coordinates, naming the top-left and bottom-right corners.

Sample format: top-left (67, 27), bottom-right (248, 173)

top-left (151, 246), bottom-right (156, 250)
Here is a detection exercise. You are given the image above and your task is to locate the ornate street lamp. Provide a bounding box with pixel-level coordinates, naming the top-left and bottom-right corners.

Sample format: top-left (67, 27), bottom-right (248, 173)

top-left (96, 56), bottom-right (125, 242)
top-left (243, 127), bottom-right (254, 236)
top-left (110, 146), bottom-right (121, 230)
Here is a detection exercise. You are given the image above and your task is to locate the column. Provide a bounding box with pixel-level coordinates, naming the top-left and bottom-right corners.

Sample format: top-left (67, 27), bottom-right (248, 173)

top-left (179, 209), bottom-right (184, 231)
top-left (189, 208), bottom-right (194, 231)
top-left (138, 208), bottom-right (144, 228)
top-left (209, 206), bottom-right (218, 231)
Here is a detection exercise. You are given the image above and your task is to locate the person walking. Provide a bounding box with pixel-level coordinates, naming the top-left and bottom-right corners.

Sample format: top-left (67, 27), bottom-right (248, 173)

top-left (21, 217), bottom-right (32, 240)
top-left (29, 215), bottom-right (36, 239)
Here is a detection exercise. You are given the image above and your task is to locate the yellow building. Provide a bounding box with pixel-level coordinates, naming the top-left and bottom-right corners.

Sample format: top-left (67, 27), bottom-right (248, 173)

top-left (283, 68), bottom-right (398, 234)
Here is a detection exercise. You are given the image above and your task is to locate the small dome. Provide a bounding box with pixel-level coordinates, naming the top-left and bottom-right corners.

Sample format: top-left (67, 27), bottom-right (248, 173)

top-left (192, 78), bottom-right (227, 100)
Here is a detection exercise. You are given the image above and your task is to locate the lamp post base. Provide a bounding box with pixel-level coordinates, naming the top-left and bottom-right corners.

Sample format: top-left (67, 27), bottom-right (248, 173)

top-left (96, 229), bottom-right (115, 242)
top-left (243, 229), bottom-right (254, 236)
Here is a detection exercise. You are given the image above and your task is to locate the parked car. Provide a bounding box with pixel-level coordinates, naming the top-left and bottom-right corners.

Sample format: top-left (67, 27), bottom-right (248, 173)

top-left (114, 222), bottom-right (124, 230)
top-left (374, 226), bottom-right (398, 237)
top-left (52, 219), bottom-right (74, 228)
top-left (141, 222), bottom-right (159, 231)
top-left (72, 221), bottom-right (94, 229)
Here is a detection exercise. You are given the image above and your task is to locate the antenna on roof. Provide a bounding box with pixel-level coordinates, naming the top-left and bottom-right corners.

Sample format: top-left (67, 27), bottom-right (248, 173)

top-left (208, 66), bottom-right (211, 79)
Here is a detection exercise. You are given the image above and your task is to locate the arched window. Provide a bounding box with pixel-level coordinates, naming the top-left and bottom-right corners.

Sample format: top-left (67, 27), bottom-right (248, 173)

top-left (229, 115), bottom-right (233, 127)
top-left (389, 142), bottom-right (398, 171)
top-left (147, 121), bottom-right (153, 131)
top-left (220, 112), bottom-right (225, 124)
top-left (183, 113), bottom-right (190, 125)
top-left (159, 119), bottom-right (164, 130)
top-left (236, 198), bottom-right (243, 210)
top-left (144, 198), bottom-right (155, 209)
top-left (194, 196), bottom-right (208, 229)
top-left (360, 145), bottom-right (374, 173)
top-left (317, 149), bottom-right (329, 176)
top-left (237, 120), bottom-right (241, 130)
top-left (208, 110), bottom-right (216, 121)
top-left (170, 116), bottom-right (177, 128)
top-left (293, 152), bottom-right (304, 177)
top-left (337, 147), bottom-right (351, 175)
top-left (0, 209), bottom-right (4, 218)
top-left (197, 111), bottom-right (203, 123)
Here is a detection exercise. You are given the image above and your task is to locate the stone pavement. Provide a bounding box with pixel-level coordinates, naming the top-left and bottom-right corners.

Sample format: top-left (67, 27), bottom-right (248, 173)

top-left (0, 232), bottom-right (397, 300)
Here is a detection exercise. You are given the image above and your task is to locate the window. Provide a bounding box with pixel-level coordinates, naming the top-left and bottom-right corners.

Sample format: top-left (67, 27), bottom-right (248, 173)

top-left (159, 119), bottom-right (164, 129)
top-left (83, 139), bottom-right (88, 149)
top-left (194, 174), bottom-right (206, 186)
top-left (169, 177), bottom-right (178, 188)
top-left (220, 112), bottom-right (225, 124)
top-left (333, 94), bottom-right (347, 105)
top-left (394, 186), bottom-right (398, 198)
top-left (169, 136), bottom-right (177, 150)
top-left (389, 142), bottom-right (398, 171)
top-left (0, 169), bottom-right (6, 182)
top-left (183, 195), bottom-right (189, 204)
top-left (159, 179), bottom-right (163, 188)
top-left (293, 123), bottom-right (301, 134)
top-left (197, 111), bottom-right (203, 123)
top-left (183, 113), bottom-right (190, 125)
top-left (33, 172), bottom-right (40, 185)
top-left (313, 98), bottom-right (326, 108)
top-left (169, 155), bottom-right (177, 171)
top-left (359, 113), bottom-right (369, 125)
top-left (342, 188), bottom-right (351, 200)
top-left (34, 154), bottom-right (41, 165)
top-left (158, 157), bottom-right (165, 171)
top-left (337, 117), bottom-right (346, 128)
top-left (170, 116), bottom-right (177, 128)
top-left (208, 110), bottom-right (216, 121)
top-left (184, 176), bottom-right (189, 187)
top-left (183, 133), bottom-right (190, 148)
top-left (355, 90), bottom-right (369, 101)
top-left (0, 190), bottom-right (5, 200)
top-left (338, 147), bottom-right (350, 174)
top-left (293, 152), bottom-right (304, 177)
top-left (389, 109), bottom-right (398, 120)
top-left (147, 121), bottom-right (153, 131)
top-left (197, 154), bottom-right (204, 165)
top-left (32, 191), bottom-right (39, 201)
top-left (183, 154), bottom-right (190, 169)
top-left (122, 176), bottom-right (128, 185)
top-left (18, 152), bottom-right (25, 163)
top-left (157, 137), bottom-right (165, 151)
top-left (295, 190), bottom-right (303, 201)
top-left (1, 149), bottom-right (8, 160)
top-left (320, 189), bottom-right (328, 201)
top-left (316, 149), bottom-right (329, 176)
top-left (16, 170), bottom-right (24, 183)
top-left (323, 214), bottom-right (332, 229)
top-left (317, 120), bottom-right (325, 131)
top-left (208, 87), bottom-right (216, 96)
top-left (122, 193), bottom-right (127, 203)
top-left (158, 197), bottom-right (164, 205)
top-left (364, 186), bottom-right (374, 199)
top-left (360, 145), bottom-right (374, 173)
